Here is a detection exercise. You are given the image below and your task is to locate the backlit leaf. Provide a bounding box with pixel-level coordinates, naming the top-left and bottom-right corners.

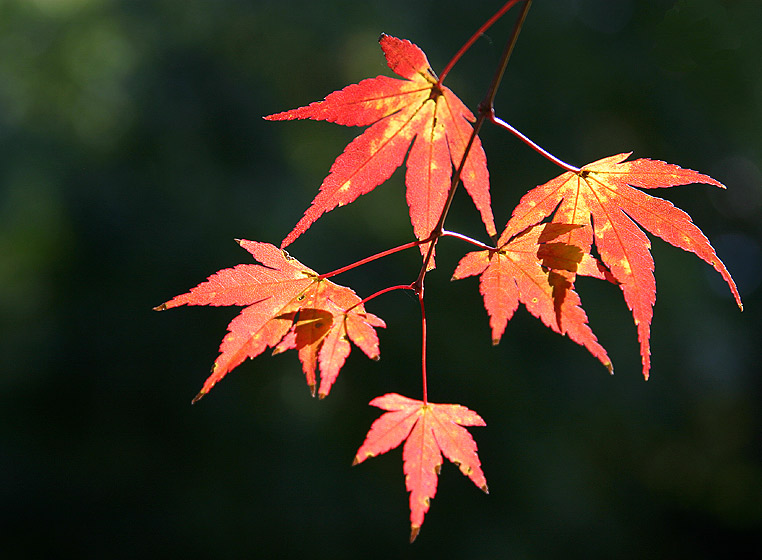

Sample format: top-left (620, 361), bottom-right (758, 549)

top-left (501, 153), bottom-right (742, 378)
top-left (265, 34), bottom-right (496, 264)
top-left (154, 240), bottom-right (385, 400)
top-left (353, 393), bottom-right (487, 542)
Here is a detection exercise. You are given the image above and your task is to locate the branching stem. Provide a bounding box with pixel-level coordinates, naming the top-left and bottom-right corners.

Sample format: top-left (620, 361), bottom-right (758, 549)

top-left (413, 0), bottom-right (532, 403)
top-left (471, 2), bottom-right (580, 174)
top-left (318, 2), bottom-right (541, 406)
top-left (416, 0), bottom-right (531, 285)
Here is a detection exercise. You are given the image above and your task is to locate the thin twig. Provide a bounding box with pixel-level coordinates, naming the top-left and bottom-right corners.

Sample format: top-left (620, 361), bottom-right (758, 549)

top-left (346, 284), bottom-right (415, 313)
top-left (479, 0), bottom-right (532, 113)
top-left (318, 240), bottom-right (422, 280)
top-left (438, 0), bottom-right (525, 85)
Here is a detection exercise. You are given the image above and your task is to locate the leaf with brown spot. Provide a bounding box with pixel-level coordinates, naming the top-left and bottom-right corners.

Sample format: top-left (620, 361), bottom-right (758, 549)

top-left (452, 223), bottom-right (612, 372)
top-left (500, 153), bottom-right (742, 379)
top-left (154, 240), bottom-right (385, 401)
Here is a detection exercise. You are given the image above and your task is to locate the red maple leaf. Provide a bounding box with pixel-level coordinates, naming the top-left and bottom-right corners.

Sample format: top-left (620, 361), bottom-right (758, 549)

top-left (501, 153), bottom-right (743, 378)
top-left (154, 240), bottom-right (385, 400)
top-left (353, 393), bottom-right (488, 542)
top-left (265, 34), bottom-right (496, 260)
top-left (452, 222), bottom-right (612, 371)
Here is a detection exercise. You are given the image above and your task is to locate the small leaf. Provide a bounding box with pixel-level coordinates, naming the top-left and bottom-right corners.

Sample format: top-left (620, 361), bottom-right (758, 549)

top-left (155, 240), bottom-right (385, 400)
top-left (354, 393), bottom-right (487, 541)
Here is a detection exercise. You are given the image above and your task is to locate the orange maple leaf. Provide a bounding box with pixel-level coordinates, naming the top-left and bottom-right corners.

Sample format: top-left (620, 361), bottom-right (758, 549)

top-left (353, 393), bottom-right (488, 542)
top-left (452, 222), bottom-right (612, 371)
top-left (501, 153), bottom-right (743, 379)
top-left (265, 34), bottom-right (496, 259)
top-left (154, 240), bottom-right (385, 400)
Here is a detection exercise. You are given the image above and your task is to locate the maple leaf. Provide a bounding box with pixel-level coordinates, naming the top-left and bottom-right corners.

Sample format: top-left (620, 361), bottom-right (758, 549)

top-left (353, 393), bottom-right (488, 542)
top-left (501, 153), bottom-right (743, 379)
top-left (452, 222), bottom-right (612, 371)
top-left (154, 240), bottom-right (385, 400)
top-left (265, 34), bottom-right (496, 261)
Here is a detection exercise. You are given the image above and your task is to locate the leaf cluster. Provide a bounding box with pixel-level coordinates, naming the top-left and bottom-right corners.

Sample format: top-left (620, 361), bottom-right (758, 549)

top-left (156, 1), bottom-right (741, 541)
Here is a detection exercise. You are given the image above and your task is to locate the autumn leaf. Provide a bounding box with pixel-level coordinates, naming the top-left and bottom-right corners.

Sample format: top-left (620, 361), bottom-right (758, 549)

top-left (501, 153), bottom-right (743, 379)
top-left (265, 34), bottom-right (496, 261)
top-left (353, 393), bottom-right (488, 542)
top-left (154, 240), bottom-right (385, 400)
top-left (452, 222), bottom-right (612, 372)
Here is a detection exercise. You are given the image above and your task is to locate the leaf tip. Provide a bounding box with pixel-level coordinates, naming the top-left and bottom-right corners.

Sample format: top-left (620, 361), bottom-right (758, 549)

top-left (153, 302), bottom-right (168, 311)
top-left (409, 526), bottom-right (420, 543)
top-left (353, 451), bottom-right (374, 466)
top-left (191, 391), bottom-right (205, 405)
top-left (309, 383), bottom-right (317, 398)
top-left (481, 484), bottom-right (489, 495)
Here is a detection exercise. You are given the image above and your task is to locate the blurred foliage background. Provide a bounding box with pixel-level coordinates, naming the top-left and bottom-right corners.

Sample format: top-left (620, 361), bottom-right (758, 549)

top-left (1, 0), bottom-right (761, 557)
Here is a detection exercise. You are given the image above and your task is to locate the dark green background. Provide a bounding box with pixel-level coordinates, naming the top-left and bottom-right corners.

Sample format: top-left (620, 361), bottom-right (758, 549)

top-left (2, 0), bottom-right (760, 557)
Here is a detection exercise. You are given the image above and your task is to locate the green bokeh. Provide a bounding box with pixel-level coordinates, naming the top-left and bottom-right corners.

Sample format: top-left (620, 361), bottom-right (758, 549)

top-left (2, 1), bottom-right (761, 558)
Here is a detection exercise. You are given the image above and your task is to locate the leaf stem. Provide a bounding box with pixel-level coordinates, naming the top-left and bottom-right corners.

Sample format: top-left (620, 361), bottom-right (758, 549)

top-left (441, 230), bottom-right (496, 251)
top-left (347, 284), bottom-right (415, 313)
top-left (318, 240), bottom-right (422, 280)
top-left (418, 290), bottom-right (428, 405)
top-left (437, 0), bottom-right (525, 86)
top-left (489, 113), bottom-right (581, 174)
